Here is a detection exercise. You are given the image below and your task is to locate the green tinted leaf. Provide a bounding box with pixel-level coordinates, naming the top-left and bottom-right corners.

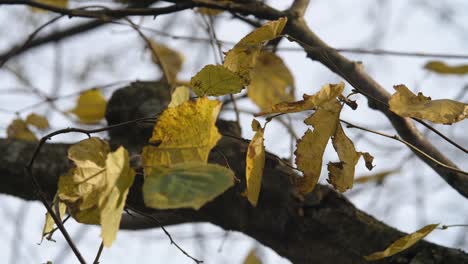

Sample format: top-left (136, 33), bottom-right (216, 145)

top-left (143, 162), bottom-right (235, 210)
top-left (190, 65), bottom-right (244, 96)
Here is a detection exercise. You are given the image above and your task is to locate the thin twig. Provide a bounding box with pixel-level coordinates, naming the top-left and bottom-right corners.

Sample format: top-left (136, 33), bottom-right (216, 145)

top-left (92, 241), bottom-right (104, 264)
top-left (125, 205), bottom-right (203, 264)
top-left (0, 1), bottom-right (195, 19)
top-left (0, 14), bottom-right (64, 67)
top-left (340, 119), bottom-right (468, 176)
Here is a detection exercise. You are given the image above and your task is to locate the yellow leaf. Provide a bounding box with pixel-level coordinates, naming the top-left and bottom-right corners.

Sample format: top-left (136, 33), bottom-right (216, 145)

top-left (190, 65), bottom-right (244, 96)
top-left (224, 17), bottom-right (287, 84)
top-left (168, 86), bottom-right (191, 108)
top-left (100, 147), bottom-right (135, 247)
top-left (41, 194), bottom-right (67, 241)
top-left (31, 0), bottom-right (68, 12)
top-left (389, 85), bottom-right (467, 124)
top-left (365, 224), bottom-right (439, 260)
top-left (143, 162), bottom-right (234, 210)
top-left (149, 41), bottom-right (184, 85)
top-left (25, 113), bottom-right (49, 130)
top-left (142, 97), bottom-right (222, 175)
top-left (245, 119), bottom-right (266, 206)
top-left (295, 100), bottom-right (342, 194)
top-left (69, 89), bottom-right (107, 124)
top-left (57, 138), bottom-right (135, 247)
top-left (248, 52), bottom-right (295, 111)
top-left (355, 169), bottom-right (399, 184)
top-left (243, 249), bottom-right (262, 264)
top-left (7, 119), bottom-right (38, 141)
top-left (257, 82), bottom-right (344, 116)
top-left (327, 123), bottom-right (360, 192)
top-left (424, 61), bottom-right (468, 75)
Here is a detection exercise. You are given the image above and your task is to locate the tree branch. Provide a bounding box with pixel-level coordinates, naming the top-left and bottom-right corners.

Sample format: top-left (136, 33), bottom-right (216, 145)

top-left (178, 0), bottom-right (468, 198)
top-left (287, 0), bottom-right (310, 17)
top-left (0, 136), bottom-right (466, 264)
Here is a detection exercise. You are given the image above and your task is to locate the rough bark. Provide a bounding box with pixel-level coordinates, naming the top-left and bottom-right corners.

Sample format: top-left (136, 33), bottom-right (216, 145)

top-left (1, 82), bottom-right (467, 264)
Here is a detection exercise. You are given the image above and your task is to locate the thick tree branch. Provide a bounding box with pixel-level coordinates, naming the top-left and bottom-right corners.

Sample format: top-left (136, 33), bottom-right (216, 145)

top-left (0, 135), bottom-right (467, 264)
top-left (0, 1), bottom-right (194, 19)
top-left (288, 0), bottom-right (310, 17)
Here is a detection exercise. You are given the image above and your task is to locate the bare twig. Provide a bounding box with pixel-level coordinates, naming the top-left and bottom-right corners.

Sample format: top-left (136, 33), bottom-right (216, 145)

top-left (92, 242), bottom-right (104, 264)
top-left (125, 205), bottom-right (203, 264)
top-left (340, 119), bottom-right (468, 176)
top-left (0, 14), bottom-right (64, 67)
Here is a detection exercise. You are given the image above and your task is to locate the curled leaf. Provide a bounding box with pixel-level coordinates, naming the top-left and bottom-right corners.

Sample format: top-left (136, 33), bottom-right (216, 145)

top-left (190, 65), bottom-right (244, 96)
top-left (57, 138), bottom-right (135, 247)
top-left (365, 224), bottom-right (439, 260)
top-left (244, 119), bottom-right (266, 206)
top-left (257, 82), bottom-right (344, 116)
top-left (389, 85), bottom-right (467, 124)
top-left (7, 119), bottom-right (38, 141)
top-left (360, 152), bottom-right (374, 171)
top-left (248, 52), bottom-right (295, 110)
top-left (143, 162), bottom-right (235, 210)
top-left (142, 97), bottom-right (222, 175)
top-left (295, 100), bottom-right (342, 194)
top-left (69, 89), bottom-right (107, 124)
top-left (327, 123), bottom-right (360, 192)
top-left (424, 61), bottom-right (468, 75)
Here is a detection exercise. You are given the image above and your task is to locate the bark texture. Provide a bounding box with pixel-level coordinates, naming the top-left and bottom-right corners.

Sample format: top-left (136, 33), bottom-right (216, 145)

top-left (0, 82), bottom-right (466, 264)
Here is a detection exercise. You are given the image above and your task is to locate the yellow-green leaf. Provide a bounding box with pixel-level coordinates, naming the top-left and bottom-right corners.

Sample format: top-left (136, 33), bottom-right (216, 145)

top-left (244, 119), bottom-right (266, 206)
top-left (243, 249), bottom-right (262, 264)
top-left (7, 119), bottom-right (38, 141)
top-left (365, 224), bottom-right (439, 261)
top-left (25, 113), bottom-right (49, 130)
top-left (248, 52), bottom-right (295, 111)
top-left (57, 138), bottom-right (135, 247)
top-left (143, 162), bottom-right (234, 210)
top-left (142, 97), bottom-right (222, 175)
top-left (168, 86), bottom-right (191, 108)
top-left (295, 100), bottom-right (342, 194)
top-left (69, 89), bottom-right (107, 124)
top-left (327, 123), bottom-right (360, 192)
top-left (224, 17), bottom-right (287, 84)
top-left (424, 61), bottom-right (468, 75)
top-left (190, 65), bottom-right (244, 96)
top-left (389, 85), bottom-right (467, 124)
top-left (257, 82), bottom-right (344, 116)
top-left (149, 41), bottom-right (184, 85)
